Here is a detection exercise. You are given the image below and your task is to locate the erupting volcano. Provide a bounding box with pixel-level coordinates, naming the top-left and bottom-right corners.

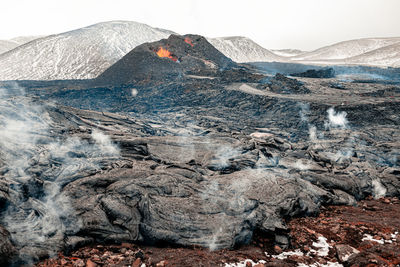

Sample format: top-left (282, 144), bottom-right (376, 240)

top-left (96, 34), bottom-right (236, 85)
top-left (156, 47), bottom-right (178, 62)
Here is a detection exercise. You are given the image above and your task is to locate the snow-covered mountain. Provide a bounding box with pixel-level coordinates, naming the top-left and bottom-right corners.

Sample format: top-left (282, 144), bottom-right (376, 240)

top-left (0, 21), bottom-right (174, 80)
top-left (0, 36), bottom-right (41, 55)
top-left (207, 36), bottom-right (285, 63)
top-left (271, 49), bottom-right (306, 57)
top-left (344, 42), bottom-right (400, 68)
top-left (291, 37), bottom-right (400, 61)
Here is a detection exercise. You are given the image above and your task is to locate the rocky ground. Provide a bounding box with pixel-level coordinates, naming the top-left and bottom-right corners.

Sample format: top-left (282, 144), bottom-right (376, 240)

top-left (0, 41), bottom-right (399, 266)
top-left (35, 196), bottom-right (400, 267)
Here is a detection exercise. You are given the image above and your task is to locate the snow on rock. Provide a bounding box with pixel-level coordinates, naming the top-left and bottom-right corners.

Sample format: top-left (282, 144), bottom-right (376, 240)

top-left (292, 37), bottom-right (400, 61)
top-left (0, 21), bottom-right (174, 80)
top-left (265, 249), bottom-right (304, 260)
top-left (362, 232), bottom-right (399, 244)
top-left (224, 259), bottom-right (266, 267)
top-left (362, 234), bottom-right (384, 244)
top-left (297, 262), bottom-right (343, 267)
top-left (207, 36), bottom-right (285, 63)
top-left (309, 236), bottom-right (331, 257)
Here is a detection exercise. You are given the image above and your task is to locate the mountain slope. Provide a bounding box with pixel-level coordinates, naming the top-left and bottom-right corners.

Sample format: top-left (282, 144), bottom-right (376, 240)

top-left (0, 36), bottom-right (41, 55)
top-left (0, 21), bottom-right (174, 80)
top-left (207, 36), bottom-right (285, 63)
top-left (0, 40), bottom-right (18, 55)
top-left (344, 42), bottom-right (400, 67)
top-left (292, 37), bottom-right (400, 61)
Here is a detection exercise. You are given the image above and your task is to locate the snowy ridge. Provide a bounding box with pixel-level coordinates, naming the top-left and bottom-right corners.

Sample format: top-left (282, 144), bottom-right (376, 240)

top-left (0, 21), bottom-right (174, 80)
top-left (292, 37), bottom-right (400, 61)
top-left (207, 36), bottom-right (285, 63)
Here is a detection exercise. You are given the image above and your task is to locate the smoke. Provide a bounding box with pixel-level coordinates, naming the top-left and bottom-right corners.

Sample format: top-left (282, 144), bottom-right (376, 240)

top-left (371, 179), bottom-right (387, 199)
top-left (297, 102), bottom-right (319, 142)
top-left (0, 85), bottom-right (120, 263)
top-left (325, 108), bottom-right (348, 129)
top-left (131, 88), bottom-right (138, 97)
top-left (212, 145), bottom-right (241, 169)
top-left (308, 126), bottom-right (317, 141)
top-left (298, 102), bottom-right (310, 123)
top-left (293, 160), bottom-right (311, 171)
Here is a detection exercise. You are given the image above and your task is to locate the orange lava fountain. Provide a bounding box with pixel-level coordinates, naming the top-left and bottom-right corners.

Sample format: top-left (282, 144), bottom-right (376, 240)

top-left (156, 47), bottom-right (178, 62)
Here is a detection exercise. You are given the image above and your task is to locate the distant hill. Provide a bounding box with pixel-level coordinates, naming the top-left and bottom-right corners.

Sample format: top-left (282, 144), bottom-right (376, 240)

top-left (208, 36), bottom-right (285, 63)
top-left (291, 37), bottom-right (400, 61)
top-left (0, 36), bottom-right (41, 55)
top-left (0, 21), bottom-right (174, 80)
top-left (344, 42), bottom-right (400, 68)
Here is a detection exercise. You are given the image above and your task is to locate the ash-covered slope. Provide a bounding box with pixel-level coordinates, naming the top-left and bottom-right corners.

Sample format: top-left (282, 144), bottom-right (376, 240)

top-left (0, 40), bottom-right (19, 55)
top-left (292, 37), bottom-right (400, 61)
top-left (0, 21), bottom-right (173, 80)
top-left (345, 42), bottom-right (400, 67)
top-left (208, 36), bottom-right (285, 63)
top-left (0, 36), bottom-right (41, 55)
top-left (96, 34), bottom-right (236, 85)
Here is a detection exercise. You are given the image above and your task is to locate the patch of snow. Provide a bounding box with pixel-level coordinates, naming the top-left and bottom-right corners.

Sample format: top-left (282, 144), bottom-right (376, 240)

top-left (224, 259), bottom-right (266, 267)
top-left (362, 234), bottom-right (384, 244)
top-left (298, 262), bottom-right (343, 267)
top-left (309, 236), bottom-right (331, 257)
top-left (265, 249), bottom-right (304, 260)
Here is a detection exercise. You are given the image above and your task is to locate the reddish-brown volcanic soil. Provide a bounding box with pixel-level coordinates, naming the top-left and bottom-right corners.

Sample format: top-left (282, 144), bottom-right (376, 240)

top-left (36, 197), bottom-right (400, 267)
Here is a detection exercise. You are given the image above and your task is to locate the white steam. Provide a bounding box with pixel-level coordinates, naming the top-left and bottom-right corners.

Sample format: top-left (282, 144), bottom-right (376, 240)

top-left (0, 85), bottom-right (120, 263)
top-left (371, 179), bottom-right (386, 199)
top-left (131, 88), bottom-right (138, 97)
top-left (325, 108), bottom-right (348, 129)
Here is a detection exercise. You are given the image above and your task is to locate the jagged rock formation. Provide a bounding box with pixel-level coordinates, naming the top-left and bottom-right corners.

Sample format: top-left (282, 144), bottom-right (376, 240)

top-left (290, 68), bottom-right (335, 78)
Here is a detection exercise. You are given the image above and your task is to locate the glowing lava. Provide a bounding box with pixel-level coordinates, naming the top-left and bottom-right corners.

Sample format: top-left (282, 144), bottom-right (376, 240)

top-left (156, 47), bottom-right (178, 62)
top-left (184, 37), bottom-right (194, 47)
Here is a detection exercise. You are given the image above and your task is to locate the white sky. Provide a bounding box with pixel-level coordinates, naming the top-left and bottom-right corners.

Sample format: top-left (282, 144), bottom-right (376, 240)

top-left (2, 0), bottom-right (400, 50)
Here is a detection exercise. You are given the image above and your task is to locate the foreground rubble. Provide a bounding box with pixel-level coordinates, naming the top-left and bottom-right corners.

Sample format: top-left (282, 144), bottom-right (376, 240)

top-left (35, 197), bottom-right (400, 267)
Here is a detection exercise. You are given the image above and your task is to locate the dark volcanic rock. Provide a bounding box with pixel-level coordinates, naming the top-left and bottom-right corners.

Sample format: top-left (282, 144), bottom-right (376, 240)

top-left (291, 68), bottom-right (335, 78)
top-left (0, 226), bottom-right (15, 265)
top-left (267, 73), bottom-right (311, 94)
top-left (96, 34), bottom-right (236, 85)
top-left (1, 59), bottom-right (400, 265)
